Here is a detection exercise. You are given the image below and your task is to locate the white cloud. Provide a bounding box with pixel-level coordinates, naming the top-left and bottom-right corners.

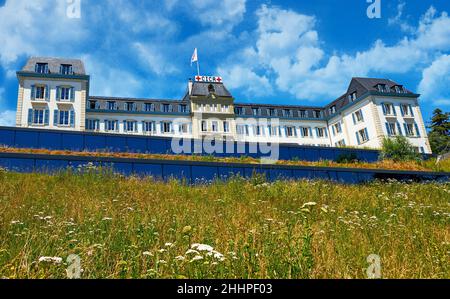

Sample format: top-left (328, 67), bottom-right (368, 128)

top-left (133, 42), bottom-right (179, 75)
top-left (388, 2), bottom-right (415, 34)
top-left (0, 110), bottom-right (16, 126)
top-left (418, 54), bottom-right (450, 106)
top-left (217, 4), bottom-right (450, 103)
top-left (186, 0), bottom-right (246, 28)
top-left (217, 65), bottom-right (272, 97)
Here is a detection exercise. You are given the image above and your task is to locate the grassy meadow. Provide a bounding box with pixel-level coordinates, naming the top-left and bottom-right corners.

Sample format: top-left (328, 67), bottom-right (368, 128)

top-left (0, 167), bottom-right (449, 279)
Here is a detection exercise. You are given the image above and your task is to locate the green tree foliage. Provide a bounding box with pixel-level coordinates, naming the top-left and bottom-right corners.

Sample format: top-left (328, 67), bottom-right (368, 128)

top-left (428, 108), bottom-right (450, 154)
top-left (380, 136), bottom-right (421, 162)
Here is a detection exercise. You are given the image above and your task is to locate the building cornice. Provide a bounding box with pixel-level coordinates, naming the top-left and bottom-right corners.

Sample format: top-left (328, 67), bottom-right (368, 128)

top-left (16, 71), bottom-right (90, 81)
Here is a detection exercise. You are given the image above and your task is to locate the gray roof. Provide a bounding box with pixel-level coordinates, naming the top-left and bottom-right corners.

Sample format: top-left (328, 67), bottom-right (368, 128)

top-left (90, 96), bottom-right (184, 103)
top-left (191, 82), bottom-right (232, 97)
top-left (21, 57), bottom-right (86, 75)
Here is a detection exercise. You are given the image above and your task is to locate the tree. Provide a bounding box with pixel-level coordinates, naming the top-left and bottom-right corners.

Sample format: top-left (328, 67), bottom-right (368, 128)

top-left (428, 108), bottom-right (450, 154)
top-left (380, 136), bottom-right (421, 162)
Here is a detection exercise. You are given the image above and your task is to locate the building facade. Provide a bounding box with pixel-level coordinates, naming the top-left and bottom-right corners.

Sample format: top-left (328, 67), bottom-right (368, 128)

top-left (15, 57), bottom-right (432, 153)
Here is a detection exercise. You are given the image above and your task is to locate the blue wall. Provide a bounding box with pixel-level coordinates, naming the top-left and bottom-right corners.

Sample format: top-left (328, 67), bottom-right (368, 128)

top-left (0, 126), bottom-right (382, 162)
top-left (0, 152), bottom-right (447, 184)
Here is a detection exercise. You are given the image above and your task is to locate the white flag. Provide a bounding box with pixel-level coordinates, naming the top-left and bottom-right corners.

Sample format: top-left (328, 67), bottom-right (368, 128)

top-left (191, 48), bottom-right (198, 66)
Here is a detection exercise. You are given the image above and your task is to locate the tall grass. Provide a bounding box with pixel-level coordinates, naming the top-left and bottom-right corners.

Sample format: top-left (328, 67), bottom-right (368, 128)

top-left (0, 169), bottom-right (448, 279)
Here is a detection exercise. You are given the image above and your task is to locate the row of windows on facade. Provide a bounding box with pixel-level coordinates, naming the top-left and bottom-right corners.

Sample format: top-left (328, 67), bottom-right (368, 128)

top-left (88, 101), bottom-right (189, 113)
top-left (382, 102), bottom-right (415, 117)
top-left (234, 107), bottom-right (323, 118)
top-left (328, 86), bottom-right (408, 115)
top-left (28, 108), bottom-right (75, 127)
top-left (30, 85), bottom-right (75, 101)
top-left (35, 63), bottom-right (74, 75)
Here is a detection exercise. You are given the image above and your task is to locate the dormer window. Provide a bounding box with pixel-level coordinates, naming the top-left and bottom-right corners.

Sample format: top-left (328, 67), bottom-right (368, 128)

top-left (235, 107), bottom-right (244, 115)
top-left (348, 92), bottom-right (357, 102)
top-left (267, 108), bottom-right (276, 117)
top-left (329, 105), bottom-right (336, 114)
top-left (126, 102), bottom-right (136, 111)
top-left (208, 84), bottom-right (215, 94)
top-left (252, 107), bottom-right (260, 116)
top-left (377, 84), bottom-right (389, 93)
top-left (394, 85), bottom-right (404, 93)
top-left (299, 110), bottom-right (307, 118)
top-left (60, 64), bottom-right (73, 75)
top-left (313, 110), bottom-right (321, 118)
top-left (35, 63), bottom-right (49, 74)
top-left (282, 109), bottom-right (292, 117)
top-left (162, 104), bottom-right (171, 113)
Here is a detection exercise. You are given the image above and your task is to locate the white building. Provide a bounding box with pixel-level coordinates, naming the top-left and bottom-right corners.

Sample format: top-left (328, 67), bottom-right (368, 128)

top-left (15, 57), bottom-right (432, 153)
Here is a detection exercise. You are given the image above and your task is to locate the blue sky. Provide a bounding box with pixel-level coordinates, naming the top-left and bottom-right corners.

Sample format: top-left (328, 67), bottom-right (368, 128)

top-left (0, 0), bottom-right (449, 126)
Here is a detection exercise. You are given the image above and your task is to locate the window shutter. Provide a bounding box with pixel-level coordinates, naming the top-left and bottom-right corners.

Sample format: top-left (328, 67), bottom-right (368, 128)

top-left (123, 120), bottom-right (127, 131)
top-left (409, 105), bottom-right (414, 117)
top-left (70, 111), bottom-right (75, 127)
top-left (45, 85), bottom-right (50, 101)
top-left (59, 65), bottom-right (63, 74)
top-left (364, 128), bottom-right (369, 140)
top-left (352, 113), bottom-right (356, 124)
top-left (35, 64), bottom-right (39, 73)
top-left (332, 125), bottom-right (335, 136)
top-left (54, 110), bottom-right (59, 126)
top-left (309, 127), bottom-right (313, 137)
top-left (315, 127), bottom-right (319, 137)
top-left (31, 85), bottom-right (36, 100)
top-left (414, 123), bottom-right (420, 137)
top-left (134, 121), bottom-right (138, 132)
top-left (355, 132), bottom-right (360, 145)
top-left (393, 106), bottom-right (397, 116)
top-left (169, 105), bottom-right (173, 112)
top-left (70, 87), bottom-right (75, 102)
top-left (85, 119), bottom-right (88, 129)
top-left (56, 86), bottom-right (60, 100)
top-left (160, 122), bottom-right (163, 133)
top-left (44, 64), bottom-right (49, 74)
top-left (385, 123), bottom-right (391, 136)
top-left (293, 127), bottom-right (297, 137)
top-left (360, 110), bottom-right (364, 121)
top-left (400, 105), bottom-right (404, 116)
top-left (142, 121), bottom-right (146, 132)
top-left (28, 109), bottom-right (33, 125)
top-left (324, 128), bottom-right (328, 138)
top-left (44, 109), bottom-right (49, 126)
top-left (404, 124), bottom-right (408, 136)
top-left (382, 103), bottom-right (386, 115)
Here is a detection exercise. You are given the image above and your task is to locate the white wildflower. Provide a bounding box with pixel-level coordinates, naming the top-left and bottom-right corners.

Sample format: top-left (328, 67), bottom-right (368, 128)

top-left (142, 251), bottom-right (152, 256)
top-left (191, 255), bottom-right (203, 262)
top-left (38, 256), bottom-right (62, 264)
top-left (191, 243), bottom-right (214, 252)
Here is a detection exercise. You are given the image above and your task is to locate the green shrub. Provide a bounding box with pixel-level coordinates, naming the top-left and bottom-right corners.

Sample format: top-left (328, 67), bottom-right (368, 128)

top-left (336, 152), bottom-right (359, 163)
top-left (380, 136), bottom-right (421, 162)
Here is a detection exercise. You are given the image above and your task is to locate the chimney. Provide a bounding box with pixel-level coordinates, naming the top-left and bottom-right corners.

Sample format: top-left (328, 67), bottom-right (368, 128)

top-left (188, 78), bottom-right (193, 95)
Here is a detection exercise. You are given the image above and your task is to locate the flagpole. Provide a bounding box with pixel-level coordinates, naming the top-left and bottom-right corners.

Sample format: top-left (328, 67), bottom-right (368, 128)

top-left (197, 60), bottom-right (200, 77)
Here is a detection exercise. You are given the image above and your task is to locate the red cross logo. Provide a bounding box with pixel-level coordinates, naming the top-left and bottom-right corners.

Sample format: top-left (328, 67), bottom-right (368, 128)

top-left (216, 77), bottom-right (222, 83)
top-left (195, 76), bottom-right (202, 82)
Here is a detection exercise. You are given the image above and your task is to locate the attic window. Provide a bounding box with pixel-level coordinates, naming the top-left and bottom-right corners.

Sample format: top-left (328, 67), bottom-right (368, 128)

top-left (377, 84), bottom-right (389, 93)
top-left (329, 105), bottom-right (336, 114)
top-left (348, 92), bottom-right (357, 102)
top-left (208, 84), bottom-right (215, 94)
top-left (394, 85), bottom-right (404, 93)
top-left (60, 64), bottom-right (73, 75)
top-left (35, 63), bottom-right (49, 74)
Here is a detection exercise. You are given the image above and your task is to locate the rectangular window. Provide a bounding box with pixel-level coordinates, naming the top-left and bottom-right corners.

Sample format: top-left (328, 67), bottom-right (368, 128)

top-left (383, 103), bottom-right (395, 116)
top-left (89, 101), bottom-right (97, 110)
top-left (86, 119), bottom-right (99, 131)
top-left (286, 126), bottom-right (296, 137)
top-left (201, 120), bottom-right (207, 132)
top-left (333, 122), bottom-right (342, 134)
top-left (126, 102), bottom-right (135, 111)
top-left (387, 122), bottom-right (398, 136)
top-left (179, 123), bottom-right (189, 134)
top-left (283, 109), bottom-right (292, 117)
top-left (143, 121), bottom-right (156, 133)
top-left (267, 108), bottom-right (276, 117)
top-left (394, 85), bottom-right (404, 93)
top-left (313, 110), bottom-right (321, 118)
top-left (316, 127), bottom-right (326, 138)
top-left (255, 125), bottom-right (264, 136)
top-left (33, 109), bottom-right (45, 125)
top-left (105, 120), bottom-right (117, 132)
top-left (405, 123), bottom-right (415, 136)
top-left (235, 107), bottom-right (244, 115)
top-left (144, 103), bottom-right (154, 112)
top-left (58, 110), bottom-right (70, 126)
top-left (124, 121), bottom-right (136, 132)
top-left (301, 127), bottom-right (310, 137)
top-left (60, 87), bottom-right (71, 101)
top-left (35, 63), bottom-right (49, 74)
top-left (223, 121), bottom-right (229, 133)
top-left (162, 122), bottom-right (172, 133)
top-left (108, 101), bottom-right (117, 110)
top-left (60, 64), bottom-right (73, 75)
top-left (357, 128), bottom-right (369, 143)
top-left (329, 106), bottom-right (336, 114)
top-left (348, 92), bottom-right (357, 102)
top-left (162, 104), bottom-right (171, 113)
top-left (267, 125), bottom-right (279, 136)
top-left (236, 125), bottom-right (249, 136)
top-left (211, 121), bottom-right (218, 132)
top-left (252, 107), bottom-right (260, 116)
top-left (354, 110), bottom-right (364, 123)
top-left (179, 104), bottom-right (187, 113)
top-left (35, 86), bottom-right (46, 99)
top-left (378, 84), bottom-right (389, 92)
top-left (299, 110), bottom-right (307, 118)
